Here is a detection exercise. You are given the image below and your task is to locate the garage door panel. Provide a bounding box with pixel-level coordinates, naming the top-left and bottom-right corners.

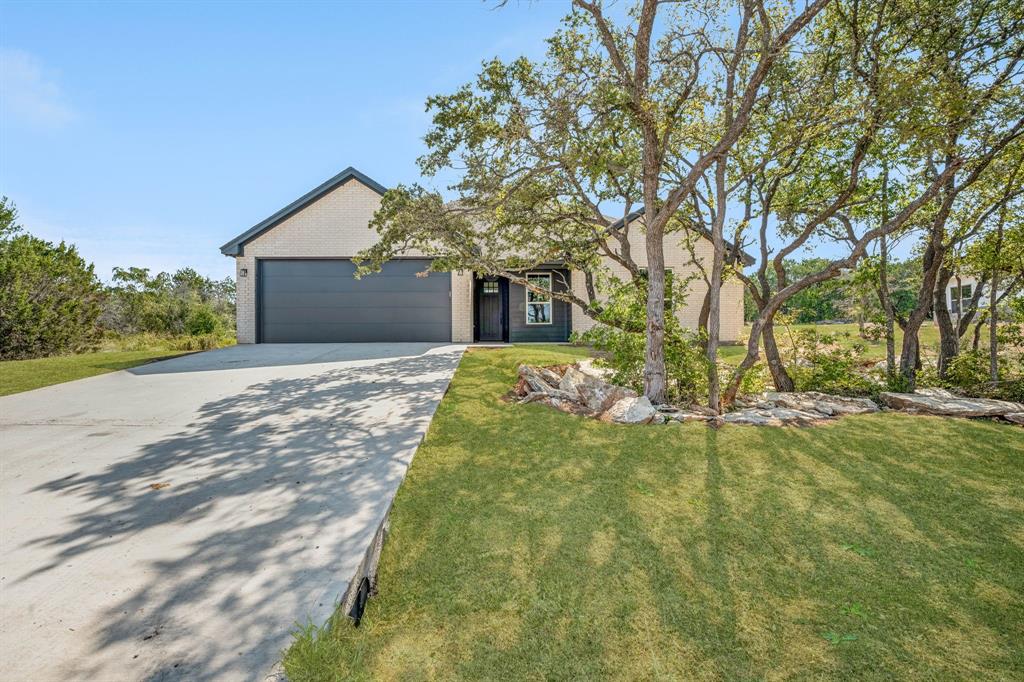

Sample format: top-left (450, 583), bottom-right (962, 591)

top-left (261, 304), bottom-right (449, 326)
top-left (263, 274), bottom-right (448, 295)
top-left (263, 323), bottom-right (450, 343)
top-left (258, 259), bottom-right (451, 343)
top-left (261, 291), bottom-right (447, 310)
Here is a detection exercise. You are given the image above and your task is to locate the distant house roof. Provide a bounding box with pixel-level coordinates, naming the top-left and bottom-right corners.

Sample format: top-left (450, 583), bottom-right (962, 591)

top-left (219, 167), bottom-right (387, 256)
top-left (609, 207), bottom-right (756, 266)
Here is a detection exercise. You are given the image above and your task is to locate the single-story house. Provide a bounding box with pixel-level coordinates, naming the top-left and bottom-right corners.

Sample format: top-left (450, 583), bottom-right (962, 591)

top-left (220, 166), bottom-right (748, 344)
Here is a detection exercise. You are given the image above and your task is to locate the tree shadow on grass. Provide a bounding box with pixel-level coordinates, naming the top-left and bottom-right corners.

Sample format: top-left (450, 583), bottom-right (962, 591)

top-left (17, 349), bottom-right (463, 680)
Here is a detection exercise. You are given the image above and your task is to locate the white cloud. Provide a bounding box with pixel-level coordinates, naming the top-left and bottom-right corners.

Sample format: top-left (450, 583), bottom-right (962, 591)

top-left (0, 48), bottom-right (75, 129)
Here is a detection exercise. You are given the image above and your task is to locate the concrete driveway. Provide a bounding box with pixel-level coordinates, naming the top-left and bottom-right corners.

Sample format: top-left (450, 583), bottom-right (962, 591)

top-left (0, 343), bottom-right (465, 681)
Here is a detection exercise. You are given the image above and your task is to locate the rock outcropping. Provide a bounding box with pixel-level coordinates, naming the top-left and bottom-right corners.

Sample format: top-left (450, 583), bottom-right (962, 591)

top-left (878, 387), bottom-right (1024, 419)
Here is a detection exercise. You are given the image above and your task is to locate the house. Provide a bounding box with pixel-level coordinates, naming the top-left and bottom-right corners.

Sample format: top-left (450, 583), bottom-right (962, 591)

top-left (220, 167), bottom-right (748, 344)
top-left (944, 275), bottom-right (1005, 321)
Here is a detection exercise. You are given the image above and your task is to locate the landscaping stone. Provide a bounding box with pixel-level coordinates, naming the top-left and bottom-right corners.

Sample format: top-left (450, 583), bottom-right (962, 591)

top-left (878, 390), bottom-right (1024, 418)
top-left (518, 364), bottom-right (568, 397)
top-left (559, 365), bottom-right (636, 412)
top-left (665, 410), bottom-right (716, 423)
top-left (576, 357), bottom-right (615, 380)
top-left (723, 407), bottom-right (827, 426)
top-left (600, 395), bottom-right (657, 424)
top-left (763, 391), bottom-right (879, 416)
top-left (516, 362), bottom-right (1020, 428)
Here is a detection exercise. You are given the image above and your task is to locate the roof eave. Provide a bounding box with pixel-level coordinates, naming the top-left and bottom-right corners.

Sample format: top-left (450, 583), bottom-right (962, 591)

top-left (220, 166), bottom-right (387, 257)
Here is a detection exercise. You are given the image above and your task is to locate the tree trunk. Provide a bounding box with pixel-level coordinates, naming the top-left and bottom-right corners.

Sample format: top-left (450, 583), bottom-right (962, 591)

top-left (990, 270), bottom-right (1000, 381)
top-left (697, 286), bottom-right (711, 343)
top-left (990, 217), bottom-right (1004, 381)
top-left (972, 312), bottom-right (987, 351)
top-left (706, 156), bottom-right (728, 413)
top-left (935, 267), bottom-right (958, 379)
top-left (643, 223), bottom-right (668, 404)
top-left (879, 165), bottom-right (896, 374)
top-left (900, 204), bottom-right (952, 388)
top-left (762, 316), bottom-right (794, 391)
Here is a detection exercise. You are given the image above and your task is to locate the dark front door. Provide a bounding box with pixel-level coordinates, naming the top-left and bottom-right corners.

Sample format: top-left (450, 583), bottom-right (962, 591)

top-left (477, 279), bottom-right (504, 341)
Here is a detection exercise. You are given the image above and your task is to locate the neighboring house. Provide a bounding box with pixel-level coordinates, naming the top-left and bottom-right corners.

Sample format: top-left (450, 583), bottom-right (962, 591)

top-left (220, 166), bottom-right (749, 344)
top-left (944, 275), bottom-right (1006, 321)
top-left (946, 276), bottom-right (981, 319)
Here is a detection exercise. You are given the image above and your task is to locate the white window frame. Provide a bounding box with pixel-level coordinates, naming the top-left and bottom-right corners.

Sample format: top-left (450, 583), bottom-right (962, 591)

top-left (525, 272), bottom-right (553, 325)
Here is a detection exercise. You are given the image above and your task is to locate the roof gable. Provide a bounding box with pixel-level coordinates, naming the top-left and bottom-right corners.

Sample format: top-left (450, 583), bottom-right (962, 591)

top-left (220, 167), bottom-right (387, 256)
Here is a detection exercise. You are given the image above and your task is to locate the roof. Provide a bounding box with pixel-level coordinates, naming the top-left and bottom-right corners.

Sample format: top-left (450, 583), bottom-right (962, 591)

top-left (609, 207), bottom-right (756, 266)
top-left (220, 167), bottom-right (387, 256)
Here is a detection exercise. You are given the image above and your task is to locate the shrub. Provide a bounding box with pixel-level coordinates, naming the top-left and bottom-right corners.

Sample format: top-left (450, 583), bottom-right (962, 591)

top-left (575, 275), bottom-right (709, 405)
top-left (0, 231), bottom-right (103, 359)
top-left (785, 329), bottom-right (875, 396)
top-left (737, 362), bottom-right (770, 396)
top-left (186, 306), bottom-right (220, 336)
top-left (929, 350), bottom-right (1024, 402)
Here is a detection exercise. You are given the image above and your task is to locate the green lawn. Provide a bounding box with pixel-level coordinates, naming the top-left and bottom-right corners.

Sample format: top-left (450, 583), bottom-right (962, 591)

top-left (0, 349), bottom-right (190, 396)
top-left (286, 344), bottom-right (1023, 681)
top-left (719, 321), bottom-right (942, 362)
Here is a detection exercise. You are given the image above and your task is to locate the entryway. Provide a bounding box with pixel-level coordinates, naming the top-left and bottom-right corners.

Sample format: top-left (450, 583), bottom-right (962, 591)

top-left (474, 276), bottom-right (509, 342)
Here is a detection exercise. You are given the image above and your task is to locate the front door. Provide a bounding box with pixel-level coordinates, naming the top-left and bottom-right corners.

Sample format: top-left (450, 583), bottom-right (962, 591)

top-left (477, 279), bottom-right (504, 341)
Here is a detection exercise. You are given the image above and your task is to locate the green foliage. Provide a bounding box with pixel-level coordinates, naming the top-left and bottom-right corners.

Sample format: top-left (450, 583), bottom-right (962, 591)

top-left (0, 223), bottom-right (104, 360)
top-left (0, 196), bottom-right (22, 240)
top-left (785, 329), bottom-right (875, 397)
top-left (575, 276), bottom-right (709, 405)
top-left (185, 306), bottom-right (220, 336)
top-left (782, 258), bottom-right (848, 322)
top-left (751, 257), bottom-right (921, 325)
top-left (920, 349), bottom-right (1024, 403)
top-left (102, 266), bottom-right (234, 337)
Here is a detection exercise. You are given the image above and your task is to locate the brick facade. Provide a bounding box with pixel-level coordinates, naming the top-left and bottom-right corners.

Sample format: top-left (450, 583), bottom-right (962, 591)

top-left (570, 224), bottom-right (746, 342)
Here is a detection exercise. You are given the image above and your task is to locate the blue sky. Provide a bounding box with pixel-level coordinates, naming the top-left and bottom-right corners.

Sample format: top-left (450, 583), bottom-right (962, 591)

top-left (0, 0), bottom-right (569, 280)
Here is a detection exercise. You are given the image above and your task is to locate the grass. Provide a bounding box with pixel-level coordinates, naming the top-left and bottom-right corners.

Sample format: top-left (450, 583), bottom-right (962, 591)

top-left (285, 344), bottom-right (1024, 681)
top-left (718, 322), bottom-right (942, 362)
top-left (0, 349), bottom-right (193, 396)
top-left (0, 332), bottom-right (237, 396)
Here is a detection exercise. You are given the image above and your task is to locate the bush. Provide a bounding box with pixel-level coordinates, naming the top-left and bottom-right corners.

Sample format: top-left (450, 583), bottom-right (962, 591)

top-left (0, 231), bottom-right (104, 359)
top-left (786, 329), bottom-right (875, 396)
top-left (185, 306), bottom-right (220, 336)
top-left (575, 275), bottom-right (709, 405)
top-left (925, 350), bottom-right (1024, 402)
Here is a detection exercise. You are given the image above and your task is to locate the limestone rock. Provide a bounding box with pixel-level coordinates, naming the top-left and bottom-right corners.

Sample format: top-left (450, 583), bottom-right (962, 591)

top-left (518, 365), bottom-right (565, 396)
top-left (763, 391), bottom-right (879, 416)
top-left (666, 411), bottom-right (716, 423)
top-left (723, 407), bottom-right (827, 427)
top-left (560, 365), bottom-right (636, 413)
top-left (600, 396), bottom-right (657, 424)
top-left (575, 358), bottom-right (615, 380)
top-left (878, 391), bottom-right (1024, 417)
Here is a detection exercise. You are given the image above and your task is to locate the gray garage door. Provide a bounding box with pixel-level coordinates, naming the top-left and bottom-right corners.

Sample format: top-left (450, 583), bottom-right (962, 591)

top-left (258, 259), bottom-right (451, 343)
